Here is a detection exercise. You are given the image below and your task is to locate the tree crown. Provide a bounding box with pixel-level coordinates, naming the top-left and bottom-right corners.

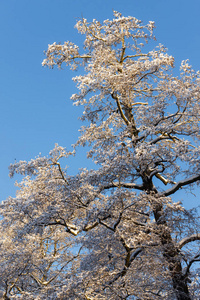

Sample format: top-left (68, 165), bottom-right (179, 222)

top-left (1, 11), bottom-right (200, 300)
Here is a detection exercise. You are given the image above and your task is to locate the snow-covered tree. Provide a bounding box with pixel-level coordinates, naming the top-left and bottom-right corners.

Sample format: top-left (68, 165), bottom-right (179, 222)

top-left (1, 11), bottom-right (200, 299)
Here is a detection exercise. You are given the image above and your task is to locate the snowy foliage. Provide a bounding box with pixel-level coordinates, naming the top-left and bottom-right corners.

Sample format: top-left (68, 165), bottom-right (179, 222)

top-left (1, 12), bottom-right (200, 299)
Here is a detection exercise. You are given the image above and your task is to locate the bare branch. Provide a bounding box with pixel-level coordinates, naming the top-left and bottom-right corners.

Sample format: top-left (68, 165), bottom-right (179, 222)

top-left (184, 254), bottom-right (200, 278)
top-left (133, 69), bottom-right (157, 86)
top-left (107, 248), bottom-right (143, 285)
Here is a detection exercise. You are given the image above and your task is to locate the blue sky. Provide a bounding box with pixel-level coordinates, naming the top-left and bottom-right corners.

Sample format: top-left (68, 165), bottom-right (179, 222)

top-left (1, 0), bottom-right (200, 202)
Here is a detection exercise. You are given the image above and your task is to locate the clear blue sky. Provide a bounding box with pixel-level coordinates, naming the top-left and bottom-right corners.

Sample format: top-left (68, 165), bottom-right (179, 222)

top-left (1, 0), bottom-right (200, 201)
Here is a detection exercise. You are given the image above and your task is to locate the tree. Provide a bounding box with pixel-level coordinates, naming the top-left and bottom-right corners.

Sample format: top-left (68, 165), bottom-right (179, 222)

top-left (1, 11), bottom-right (200, 299)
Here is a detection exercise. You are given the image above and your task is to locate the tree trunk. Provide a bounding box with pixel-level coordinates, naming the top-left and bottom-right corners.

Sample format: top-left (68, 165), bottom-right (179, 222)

top-left (144, 176), bottom-right (192, 300)
top-left (153, 200), bottom-right (192, 300)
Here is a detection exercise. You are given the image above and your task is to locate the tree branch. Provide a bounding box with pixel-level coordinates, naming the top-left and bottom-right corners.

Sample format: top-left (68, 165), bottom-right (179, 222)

top-left (160, 174), bottom-right (200, 197)
top-left (178, 234), bottom-right (200, 249)
top-left (111, 92), bottom-right (129, 126)
top-left (100, 182), bottom-right (144, 191)
top-left (133, 69), bottom-right (157, 86)
top-left (184, 254), bottom-right (200, 278)
top-left (107, 248), bottom-right (143, 285)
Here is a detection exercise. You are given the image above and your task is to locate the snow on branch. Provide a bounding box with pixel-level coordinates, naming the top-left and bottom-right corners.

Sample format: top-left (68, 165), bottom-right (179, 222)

top-left (100, 182), bottom-right (144, 191)
top-left (178, 234), bottom-right (200, 249)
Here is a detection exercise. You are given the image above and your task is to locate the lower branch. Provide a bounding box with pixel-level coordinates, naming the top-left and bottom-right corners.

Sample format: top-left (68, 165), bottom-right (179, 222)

top-left (184, 254), bottom-right (200, 279)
